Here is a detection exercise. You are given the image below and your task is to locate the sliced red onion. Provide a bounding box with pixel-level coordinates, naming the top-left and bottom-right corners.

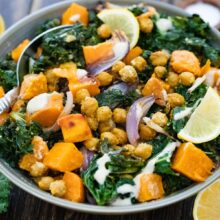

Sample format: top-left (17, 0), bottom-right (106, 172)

top-left (43, 91), bottom-right (74, 133)
top-left (81, 147), bottom-right (95, 171)
top-left (188, 75), bottom-right (206, 93)
top-left (76, 69), bottom-right (88, 80)
top-left (87, 31), bottom-right (130, 76)
top-left (126, 96), bottom-right (155, 146)
top-left (106, 82), bottom-right (137, 94)
top-left (86, 191), bottom-right (97, 204)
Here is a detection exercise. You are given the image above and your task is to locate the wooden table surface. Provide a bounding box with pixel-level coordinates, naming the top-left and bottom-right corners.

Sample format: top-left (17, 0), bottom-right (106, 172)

top-left (0, 0), bottom-right (195, 219)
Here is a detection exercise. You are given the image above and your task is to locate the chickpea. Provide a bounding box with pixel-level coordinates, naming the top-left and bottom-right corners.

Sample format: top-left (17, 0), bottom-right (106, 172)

top-left (49, 180), bottom-right (66, 197)
top-left (112, 61), bottom-right (126, 74)
top-left (112, 128), bottom-right (128, 145)
top-left (99, 119), bottom-right (115, 133)
top-left (139, 123), bottom-right (156, 141)
top-left (86, 116), bottom-right (98, 131)
top-left (83, 137), bottom-right (100, 151)
top-left (150, 51), bottom-right (170, 66)
top-left (81, 97), bottom-right (98, 117)
top-left (154, 66), bottom-right (167, 79)
top-left (97, 24), bottom-right (111, 39)
top-left (151, 112), bottom-right (168, 127)
top-left (179, 72), bottom-right (195, 86)
top-left (75, 88), bottom-right (90, 104)
top-left (119, 65), bottom-right (138, 83)
top-left (168, 93), bottom-right (185, 108)
top-left (113, 108), bottom-right (127, 124)
top-left (96, 71), bottom-right (113, 86)
top-left (167, 72), bottom-right (179, 87)
top-left (100, 132), bottom-right (119, 146)
top-left (123, 144), bottom-right (135, 156)
top-left (38, 176), bottom-right (54, 191)
top-left (97, 106), bottom-right (112, 122)
top-left (134, 143), bottom-right (153, 160)
top-left (138, 17), bottom-right (154, 33)
top-left (131, 56), bottom-right (147, 72)
top-left (30, 162), bottom-right (47, 177)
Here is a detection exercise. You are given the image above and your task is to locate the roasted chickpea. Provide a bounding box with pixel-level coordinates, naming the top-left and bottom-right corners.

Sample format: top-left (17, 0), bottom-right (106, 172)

top-left (168, 93), bottom-right (185, 108)
top-left (100, 132), bottom-right (119, 146)
top-left (97, 106), bottom-right (112, 122)
top-left (139, 123), bottom-right (156, 141)
top-left (112, 61), bottom-right (126, 74)
top-left (30, 162), bottom-right (47, 177)
top-left (167, 72), bottom-right (179, 87)
top-left (49, 180), bottom-right (66, 197)
top-left (38, 176), bottom-right (54, 191)
top-left (97, 24), bottom-right (111, 39)
top-left (179, 72), bottom-right (195, 86)
top-left (123, 144), bottom-right (135, 156)
top-left (96, 71), bottom-right (113, 86)
top-left (150, 51), bottom-right (170, 66)
top-left (119, 65), bottom-right (138, 83)
top-left (113, 108), bottom-right (127, 124)
top-left (152, 112), bottom-right (168, 127)
top-left (83, 137), bottom-right (100, 151)
top-left (112, 128), bottom-right (128, 145)
top-left (75, 88), bottom-right (90, 104)
top-left (134, 143), bottom-right (153, 160)
top-left (154, 66), bottom-right (167, 79)
top-left (99, 119), bottom-right (115, 133)
top-left (81, 97), bottom-right (98, 117)
top-left (131, 56), bottom-right (147, 72)
top-left (138, 17), bottom-right (154, 33)
top-left (86, 116), bottom-right (98, 131)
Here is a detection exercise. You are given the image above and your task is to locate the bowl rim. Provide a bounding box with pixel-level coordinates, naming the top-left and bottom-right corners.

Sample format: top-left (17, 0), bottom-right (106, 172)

top-left (0, 0), bottom-right (220, 214)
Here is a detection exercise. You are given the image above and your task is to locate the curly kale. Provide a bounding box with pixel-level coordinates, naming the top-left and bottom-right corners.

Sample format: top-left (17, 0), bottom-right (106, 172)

top-left (36, 18), bottom-right (61, 35)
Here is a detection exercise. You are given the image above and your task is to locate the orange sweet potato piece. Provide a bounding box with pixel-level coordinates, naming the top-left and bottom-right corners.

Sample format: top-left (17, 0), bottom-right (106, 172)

top-left (19, 73), bottom-right (48, 100)
top-left (43, 142), bottom-right (83, 172)
top-left (19, 154), bottom-right (37, 171)
top-left (62, 3), bottom-right (89, 26)
top-left (12, 99), bottom-right (25, 112)
top-left (123, 46), bottom-right (143, 64)
top-left (200, 59), bottom-right (211, 76)
top-left (35, 47), bottom-right (43, 59)
top-left (32, 136), bottom-right (49, 161)
top-left (138, 173), bottom-right (164, 202)
top-left (0, 112), bottom-right (9, 125)
top-left (170, 50), bottom-right (201, 76)
top-left (58, 114), bottom-right (92, 143)
top-left (63, 172), bottom-right (85, 202)
top-left (0, 86), bottom-right (5, 98)
top-left (11, 39), bottom-right (30, 62)
top-left (172, 142), bottom-right (214, 182)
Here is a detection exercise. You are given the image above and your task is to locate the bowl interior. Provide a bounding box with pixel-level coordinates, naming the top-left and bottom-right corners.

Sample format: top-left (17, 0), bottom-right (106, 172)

top-left (0, 0), bottom-right (220, 214)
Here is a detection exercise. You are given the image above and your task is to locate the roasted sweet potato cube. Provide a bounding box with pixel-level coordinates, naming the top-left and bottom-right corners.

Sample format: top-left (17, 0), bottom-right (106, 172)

top-left (138, 173), bottom-right (164, 202)
top-left (172, 142), bottom-right (214, 182)
top-left (58, 114), bottom-right (92, 142)
top-left (43, 142), bottom-right (83, 172)
top-left (0, 86), bottom-right (5, 98)
top-left (11, 39), bottom-right (30, 62)
top-left (19, 154), bottom-right (37, 171)
top-left (0, 112), bottom-right (9, 125)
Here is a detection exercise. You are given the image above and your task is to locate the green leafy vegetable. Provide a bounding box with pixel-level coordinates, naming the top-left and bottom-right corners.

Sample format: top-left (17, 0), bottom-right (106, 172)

top-left (129, 5), bottom-right (148, 16)
top-left (36, 18), bottom-right (61, 35)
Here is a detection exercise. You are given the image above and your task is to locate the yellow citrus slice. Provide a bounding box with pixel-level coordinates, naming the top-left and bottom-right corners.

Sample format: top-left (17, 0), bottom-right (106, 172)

top-left (0, 15), bottom-right (5, 34)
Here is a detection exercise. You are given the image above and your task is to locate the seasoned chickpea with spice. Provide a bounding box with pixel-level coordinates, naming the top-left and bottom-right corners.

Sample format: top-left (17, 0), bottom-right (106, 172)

top-left (49, 180), bottom-right (66, 197)
top-left (86, 116), bottom-right (98, 131)
top-left (83, 137), bottom-right (100, 151)
top-left (100, 132), bottom-right (119, 146)
top-left (75, 88), bottom-right (90, 104)
top-left (152, 112), bottom-right (168, 127)
top-left (99, 119), bottom-right (115, 133)
top-left (150, 51), bottom-right (170, 66)
top-left (134, 143), bottom-right (153, 160)
top-left (97, 106), bottom-right (112, 122)
top-left (97, 24), bottom-right (111, 39)
top-left (123, 144), bottom-right (135, 156)
top-left (154, 66), bottom-right (167, 79)
top-left (111, 61), bottom-right (126, 74)
top-left (131, 56), bottom-right (147, 72)
top-left (139, 123), bottom-right (156, 141)
top-left (138, 17), bottom-right (154, 33)
top-left (96, 71), bottom-right (113, 86)
top-left (167, 72), bottom-right (179, 87)
top-left (119, 65), bottom-right (138, 83)
top-left (38, 176), bottom-right (54, 191)
top-left (179, 71), bottom-right (195, 86)
top-left (112, 128), bottom-right (128, 145)
top-left (30, 162), bottom-right (48, 177)
top-left (113, 108), bottom-right (127, 124)
top-left (168, 93), bottom-right (185, 108)
top-left (81, 97), bottom-right (98, 117)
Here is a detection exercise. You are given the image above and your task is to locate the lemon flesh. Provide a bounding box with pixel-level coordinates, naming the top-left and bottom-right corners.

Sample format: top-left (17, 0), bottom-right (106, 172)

top-left (0, 15), bottom-right (5, 34)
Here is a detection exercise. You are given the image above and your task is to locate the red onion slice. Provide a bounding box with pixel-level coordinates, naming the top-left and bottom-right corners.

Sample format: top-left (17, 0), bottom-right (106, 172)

top-left (81, 147), bottom-right (95, 171)
top-left (126, 96), bottom-right (155, 146)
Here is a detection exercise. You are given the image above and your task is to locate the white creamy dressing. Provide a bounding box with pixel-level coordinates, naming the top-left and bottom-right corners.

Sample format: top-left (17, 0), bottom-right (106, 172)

top-left (93, 154), bottom-right (111, 185)
top-left (156, 18), bottom-right (173, 33)
top-left (69, 14), bottom-right (81, 22)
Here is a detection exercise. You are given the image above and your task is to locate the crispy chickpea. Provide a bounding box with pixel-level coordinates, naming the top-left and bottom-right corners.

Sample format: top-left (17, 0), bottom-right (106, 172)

top-left (131, 56), bottom-right (147, 72)
top-left (179, 72), bottom-right (195, 86)
top-left (152, 112), bottom-right (168, 127)
top-left (96, 71), bottom-right (113, 86)
top-left (139, 123), bottom-right (156, 141)
top-left (49, 180), bottom-right (66, 197)
top-left (138, 17), bottom-right (154, 33)
top-left (113, 108), bottom-right (127, 124)
top-left (167, 72), bottom-right (179, 87)
top-left (99, 119), bottom-right (115, 133)
top-left (119, 65), bottom-right (138, 83)
top-left (38, 176), bottom-right (54, 191)
top-left (134, 143), bottom-right (153, 160)
top-left (86, 116), bottom-right (98, 131)
top-left (150, 51), bottom-right (170, 66)
top-left (83, 137), bottom-right (100, 151)
top-left (75, 88), bottom-right (90, 104)
top-left (100, 132), bottom-right (119, 146)
top-left (97, 106), bottom-right (112, 122)
top-left (112, 61), bottom-right (126, 74)
top-left (112, 128), bottom-right (128, 145)
top-left (97, 24), bottom-right (111, 39)
top-left (168, 93), bottom-right (185, 108)
top-left (81, 97), bottom-right (98, 117)
top-left (30, 162), bottom-right (48, 177)
top-left (154, 66), bottom-right (167, 79)
top-left (123, 144), bottom-right (135, 156)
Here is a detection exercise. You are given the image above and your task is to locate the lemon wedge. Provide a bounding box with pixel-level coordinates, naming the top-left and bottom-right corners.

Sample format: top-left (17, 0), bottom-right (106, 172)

top-left (193, 178), bottom-right (220, 220)
top-left (97, 9), bottom-right (140, 48)
top-left (0, 15), bottom-right (5, 34)
top-left (178, 87), bottom-right (220, 143)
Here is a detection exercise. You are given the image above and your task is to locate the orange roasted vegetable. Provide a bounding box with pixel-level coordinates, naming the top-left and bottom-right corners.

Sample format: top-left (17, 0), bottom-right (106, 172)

top-left (19, 73), bottom-right (48, 100)
top-left (138, 173), bottom-right (164, 202)
top-left (32, 136), bottom-right (49, 161)
top-left (43, 142), bottom-right (83, 172)
top-left (62, 3), bottom-right (89, 26)
top-left (19, 154), bottom-right (37, 171)
top-left (123, 46), bottom-right (143, 64)
top-left (11, 39), bottom-right (30, 62)
top-left (200, 59), bottom-right (211, 76)
top-left (172, 142), bottom-right (214, 182)
top-left (0, 86), bottom-right (4, 98)
top-left (12, 99), bottom-right (25, 112)
top-left (63, 172), bottom-right (85, 202)
top-left (58, 114), bottom-right (92, 142)
top-left (0, 112), bottom-right (9, 125)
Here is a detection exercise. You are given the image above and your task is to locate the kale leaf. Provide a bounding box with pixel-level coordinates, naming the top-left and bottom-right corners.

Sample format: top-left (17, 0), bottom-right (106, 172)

top-left (36, 18), bottom-right (60, 35)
